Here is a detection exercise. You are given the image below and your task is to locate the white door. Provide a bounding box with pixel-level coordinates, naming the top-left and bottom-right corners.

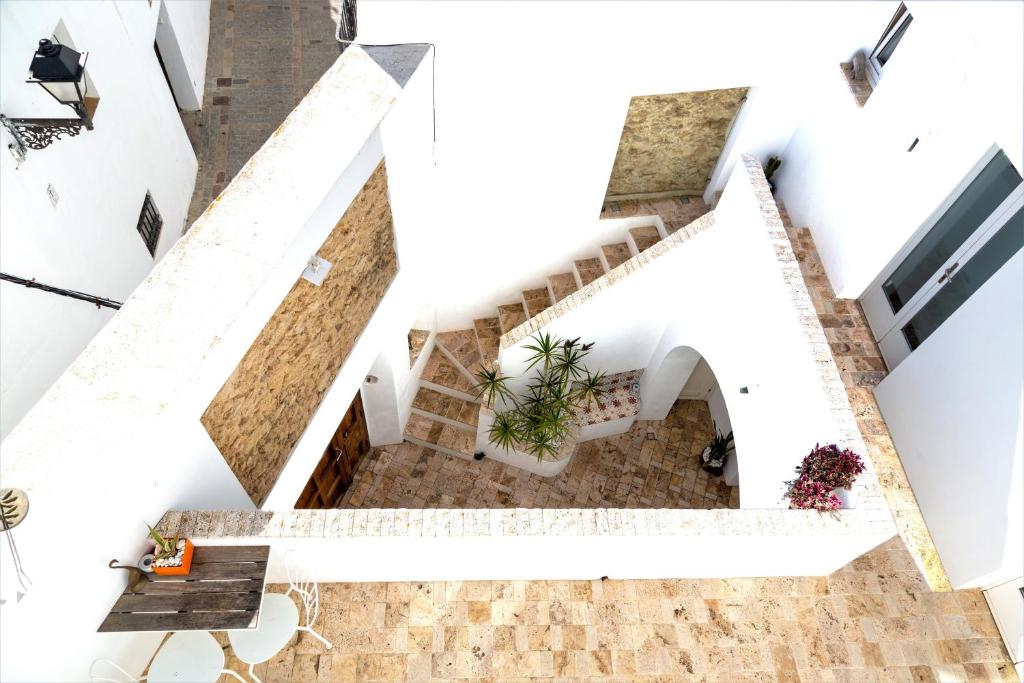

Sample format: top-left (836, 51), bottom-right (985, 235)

top-left (861, 146), bottom-right (1024, 368)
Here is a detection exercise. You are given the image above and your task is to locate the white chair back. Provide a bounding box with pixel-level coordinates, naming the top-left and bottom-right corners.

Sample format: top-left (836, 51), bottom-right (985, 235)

top-left (89, 659), bottom-right (141, 683)
top-left (284, 550), bottom-right (332, 649)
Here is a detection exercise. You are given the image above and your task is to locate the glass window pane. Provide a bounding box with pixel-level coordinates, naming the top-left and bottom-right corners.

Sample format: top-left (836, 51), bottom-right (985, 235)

top-left (883, 150), bottom-right (1022, 313)
top-left (902, 206), bottom-right (1024, 350)
top-left (876, 15), bottom-right (912, 66)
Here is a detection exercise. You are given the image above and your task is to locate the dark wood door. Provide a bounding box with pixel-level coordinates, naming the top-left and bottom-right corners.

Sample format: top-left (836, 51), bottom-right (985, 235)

top-left (294, 391), bottom-right (370, 509)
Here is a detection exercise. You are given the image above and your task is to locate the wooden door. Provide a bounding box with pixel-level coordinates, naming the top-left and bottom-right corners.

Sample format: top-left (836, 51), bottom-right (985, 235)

top-left (294, 392), bottom-right (370, 509)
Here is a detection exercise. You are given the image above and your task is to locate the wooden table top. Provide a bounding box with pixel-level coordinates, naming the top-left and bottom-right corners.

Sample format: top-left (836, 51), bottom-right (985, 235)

top-left (99, 545), bottom-right (271, 633)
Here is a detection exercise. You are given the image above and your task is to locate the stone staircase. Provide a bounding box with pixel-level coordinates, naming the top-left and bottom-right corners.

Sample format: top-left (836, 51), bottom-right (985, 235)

top-left (403, 218), bottom-right (687, 460)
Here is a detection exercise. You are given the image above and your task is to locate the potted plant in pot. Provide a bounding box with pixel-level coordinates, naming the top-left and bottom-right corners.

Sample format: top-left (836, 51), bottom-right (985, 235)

top-left (763, 155), bottom-right (782, 193)
top-left (474, 333), bottom-right (606, 462)
top-left (785, 443), bottom-right (866, 510)
top-left (146, 524), bottom-right (194, 576)
top-left (700, 425), bottom-right (734, 477)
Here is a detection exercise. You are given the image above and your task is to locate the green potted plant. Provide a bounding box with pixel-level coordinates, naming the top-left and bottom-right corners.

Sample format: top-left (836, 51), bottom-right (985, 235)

top-left (763, 155), bottom-right (782, 193)
top-left (146, 524), bottom-right (193, 576)
top-left (700, 424), bottom-right (734, 477)
top-left (475, 333), bottom-right (605, 462)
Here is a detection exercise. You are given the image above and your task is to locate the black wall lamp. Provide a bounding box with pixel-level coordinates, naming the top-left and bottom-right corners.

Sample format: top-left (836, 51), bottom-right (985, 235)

top-left (1, 38), bottom-right (94, 161)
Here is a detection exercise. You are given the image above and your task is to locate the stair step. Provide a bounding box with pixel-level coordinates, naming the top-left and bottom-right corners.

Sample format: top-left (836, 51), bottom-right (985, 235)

top-left (574, 257), bottom-right (605, 289)
top-left (521, 287), bottom-right (552, 319)
top-left (473, 317), bottom-right (502, 363)
top-left (629, 226), bottom-right (662, 253)
top-left (435, 329), bottom-right (481, 379)
top-left (601, 242), bottom-right (632, 270)
top-left (548, 272), bottom-right (578, 302)
top-left (497, 303), bottom-right (528, 335)
top-left (404, 413), bottom-right (476, 459)
top-left (411, 386), bottom-right (480, 429)
top-left (420, 347), bottom-right (477, 400)
top-left (407, 329), bottom-right (429, 368)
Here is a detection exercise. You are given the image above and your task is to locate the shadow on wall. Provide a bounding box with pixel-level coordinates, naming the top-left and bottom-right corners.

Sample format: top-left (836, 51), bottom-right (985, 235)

top-left (640, 345), bottom-right (739, 487)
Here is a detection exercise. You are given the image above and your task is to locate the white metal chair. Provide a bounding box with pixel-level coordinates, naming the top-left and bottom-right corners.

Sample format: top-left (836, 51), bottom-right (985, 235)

top-left (90, 632), bottom-right (246, 683)
top-left (284, 550), bottom-right (333, 650)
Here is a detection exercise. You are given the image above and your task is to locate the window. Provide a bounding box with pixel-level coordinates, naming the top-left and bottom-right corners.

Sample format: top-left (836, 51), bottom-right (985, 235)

top-left (867, 3), bottom-right (912, 86)
top-left (136, 191), bottom-right (163, 257)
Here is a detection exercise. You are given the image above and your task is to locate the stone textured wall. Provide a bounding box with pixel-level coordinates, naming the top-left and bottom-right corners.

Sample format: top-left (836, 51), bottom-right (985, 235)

top-left (605, 87), bottom-right (748, 198)
top-left (201, 161), bottom-right (397, 505)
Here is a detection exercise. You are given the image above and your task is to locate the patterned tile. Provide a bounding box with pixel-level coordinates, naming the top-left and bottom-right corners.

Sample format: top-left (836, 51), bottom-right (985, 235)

top-left (574, 258), bottom-right (606, 288)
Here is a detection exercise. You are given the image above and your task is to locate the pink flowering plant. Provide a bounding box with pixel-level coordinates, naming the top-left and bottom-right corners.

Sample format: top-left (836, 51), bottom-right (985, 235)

top-left (796, 443), bottom-right (865, 490)
top-left (785, 479), bottom-right (841, 512)
top-left (784, 443), bottom-right (866, 512)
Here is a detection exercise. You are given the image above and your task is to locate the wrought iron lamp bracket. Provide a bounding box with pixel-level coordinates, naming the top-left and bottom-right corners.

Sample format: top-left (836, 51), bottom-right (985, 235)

top-left (1, 114), bottom-right (89, 160)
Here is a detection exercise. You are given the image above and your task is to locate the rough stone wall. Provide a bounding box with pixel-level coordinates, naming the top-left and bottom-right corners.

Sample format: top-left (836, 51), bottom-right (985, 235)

top-left (605, 87), bottom-right (748, 198)
top-left (201, 161), bottom-right (397, 505)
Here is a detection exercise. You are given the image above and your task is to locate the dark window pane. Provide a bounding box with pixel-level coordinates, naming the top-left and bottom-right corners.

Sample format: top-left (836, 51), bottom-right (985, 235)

top-left (903, 206), bottom-right (1023, 350)
top-left (876, 15), bottom-right (912, 66)
top-left (136, 191), bottom-right (163, 258)
top-left (884, 150), bottom-right (1022, 313)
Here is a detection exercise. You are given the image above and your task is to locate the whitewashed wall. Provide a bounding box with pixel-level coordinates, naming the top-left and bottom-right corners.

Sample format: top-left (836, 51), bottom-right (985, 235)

top-left (492, 162), bottom-right (850, 508)
top-left (356, 0), bottom-right (893, 330)
top-left (774, 1), bottom-right (1024, 298)
top-left (0, 0), bottom-right (208, 440)
top-left (772, 1), bottom-right (1024, 592)
top-left (874, 254), bottom-right (1024, 589)
top-left (0, 48), bottom-right (431, 682)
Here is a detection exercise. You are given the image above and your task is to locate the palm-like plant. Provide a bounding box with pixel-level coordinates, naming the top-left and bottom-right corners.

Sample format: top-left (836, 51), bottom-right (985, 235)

top-left (473, 365), bottom-right (513, 409)
top-left (486, 333), bottom-right (606, 462)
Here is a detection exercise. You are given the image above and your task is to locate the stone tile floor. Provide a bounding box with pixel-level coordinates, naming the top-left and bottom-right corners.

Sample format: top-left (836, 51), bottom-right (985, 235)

top-left (339, 399), bottom-right (739, 510)
top-left (208, 536), bottom-right (1015, 682)
top-left (182, 0), bottom-right (341, 227)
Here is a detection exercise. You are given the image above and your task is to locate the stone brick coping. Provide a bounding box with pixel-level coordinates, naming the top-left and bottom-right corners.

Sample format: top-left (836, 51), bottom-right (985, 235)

top-left (500, 213), bottom-right (716, 350)
top-left (158, 506), bottom-right (893, 541)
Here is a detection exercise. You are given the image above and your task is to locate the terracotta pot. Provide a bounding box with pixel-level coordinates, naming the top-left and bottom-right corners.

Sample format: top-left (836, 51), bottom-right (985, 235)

top-left (152, 539), bottom-right (194, 576)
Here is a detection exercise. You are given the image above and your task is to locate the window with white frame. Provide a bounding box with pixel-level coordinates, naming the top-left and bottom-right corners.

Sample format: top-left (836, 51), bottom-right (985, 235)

top-left (867, 3), bottom-right (913, 86)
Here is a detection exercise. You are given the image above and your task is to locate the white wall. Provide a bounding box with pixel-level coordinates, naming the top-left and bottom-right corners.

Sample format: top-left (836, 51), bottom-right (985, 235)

top-left (774, 1), bottom-right (1024, 298)
top-left (490, 162), bottom-right (850, 507)
top-left (0, 48), bottom-right (419, 682)
top-left (159, 0), bottom-right (210, 110)
top-left (0, 0), bottom-right (205, 439)
top-left (874, 253), bottom-right (1024, 589)
top-left (356, 0), bottom-right (895, 330)
top-left (770, 0), bottom-right (1024, 592)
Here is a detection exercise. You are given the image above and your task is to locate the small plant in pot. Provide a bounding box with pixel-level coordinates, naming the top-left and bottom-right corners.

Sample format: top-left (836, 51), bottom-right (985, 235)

top-left (700, 424), bottom-right (734, 477)
top-left (784, 443), bottom-right (866, 511)
top-left (763, 155), bottom-right (782, 193)
top-left (146, 524), bottom-right (194, 576)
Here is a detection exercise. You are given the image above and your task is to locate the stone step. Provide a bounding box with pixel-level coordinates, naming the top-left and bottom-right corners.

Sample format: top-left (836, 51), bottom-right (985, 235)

top-left (628, 226), bottom-right (662, 254)
top-left (574, 257), bottom-right (605, 289)
top-left (419, 347), bottom-right (477, 402)
top-left (497, 302), bottom-right (528, 336)
top-left (435, 329), bottom-right (481, 381)
top-left (600, 242), bottom-right (632, 271)
top-left (411, 386), bottom-right (480, 429)
top-left (473, 317), bottom-right (502, 363)
top-left (407, 329), bottom-right (429, 368)
top-left (403, 413), bottom-right (476, 460)
top-left (547, 272), bottom-right (578, 303)
top-left (521, 287), bottom-right (552, 319)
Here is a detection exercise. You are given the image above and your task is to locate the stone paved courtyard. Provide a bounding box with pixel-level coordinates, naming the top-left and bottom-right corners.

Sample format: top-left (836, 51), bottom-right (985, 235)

top-left (207, 536), bottom-right (1016, 682)
top-left (182, 0), bottom-right (340, 226)
top-left (340, 399), bottom-right (739, 510)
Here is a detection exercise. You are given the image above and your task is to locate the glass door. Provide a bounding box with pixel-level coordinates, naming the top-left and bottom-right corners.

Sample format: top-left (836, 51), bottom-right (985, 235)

top-left (861, 146), bottom-right (1024, 368)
